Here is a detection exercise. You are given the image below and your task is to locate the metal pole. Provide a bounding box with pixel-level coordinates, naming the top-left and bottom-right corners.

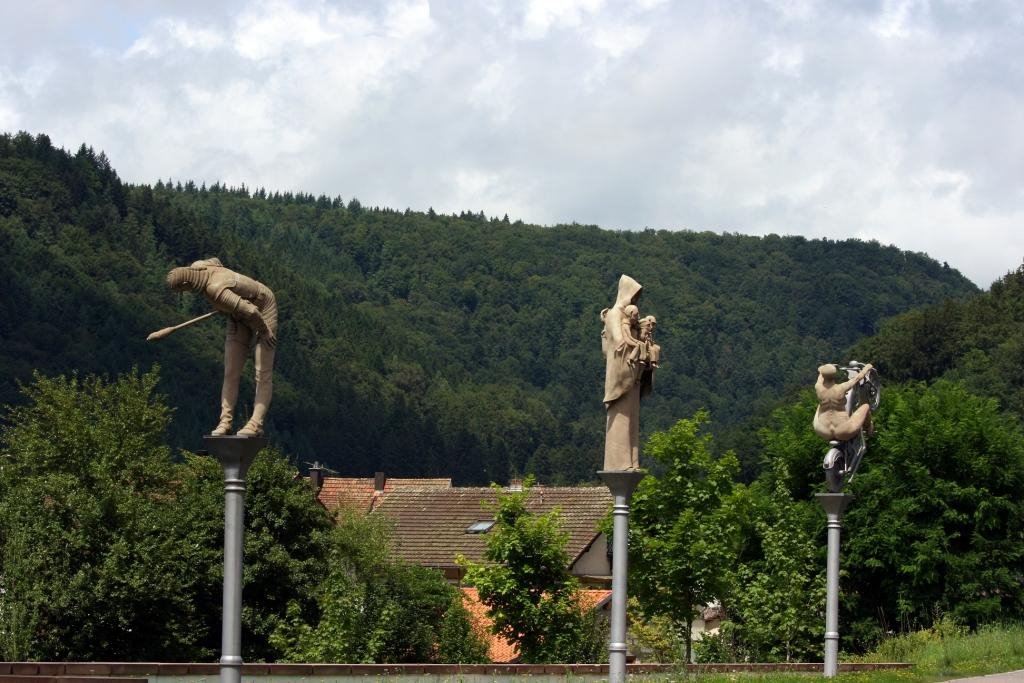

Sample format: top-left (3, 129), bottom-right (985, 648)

top-left (815, 492), bottom-right (852, 678)
top-left (599, 470), bottom-right (646, 683)
top-left (205, 436), bottom-right (264, 683)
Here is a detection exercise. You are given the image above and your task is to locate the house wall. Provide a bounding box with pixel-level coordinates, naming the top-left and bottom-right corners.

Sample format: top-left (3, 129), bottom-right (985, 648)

top-left (570, 533), bottom-right (610, 579)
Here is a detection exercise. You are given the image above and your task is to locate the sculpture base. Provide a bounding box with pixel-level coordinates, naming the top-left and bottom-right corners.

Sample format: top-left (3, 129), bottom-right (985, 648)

top-left (815, 492), bottom-right (853, 678)
top-left (597, 469), bottom-right (647, 497)
top-left (203, 435), bottom-right (265, 683)
top-left (815, 491), bottom-right (854, 516)
top-left (598, 469), bottom-right (646, 683)
top-left (203, 435), bottom-right (266, 475)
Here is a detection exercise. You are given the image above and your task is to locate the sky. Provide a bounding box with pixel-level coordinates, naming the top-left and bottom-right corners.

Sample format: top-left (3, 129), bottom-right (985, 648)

top-left (1, 0), bottom-right (1021, 287)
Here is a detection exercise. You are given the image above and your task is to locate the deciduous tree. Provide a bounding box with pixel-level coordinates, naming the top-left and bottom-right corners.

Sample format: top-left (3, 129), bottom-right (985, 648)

top-left (460, 479), bottom-right (604, 663)
top-left (628, 412), bottom-right (741, 662)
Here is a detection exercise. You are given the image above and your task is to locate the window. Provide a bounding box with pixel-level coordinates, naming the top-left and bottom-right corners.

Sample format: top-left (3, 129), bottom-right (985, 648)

top-left (466, 520), bottom-right (495, 534)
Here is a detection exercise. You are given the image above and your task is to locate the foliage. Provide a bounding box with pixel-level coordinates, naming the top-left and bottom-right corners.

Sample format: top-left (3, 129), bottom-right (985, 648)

top-left (755, 390), bottom-right (823, 499)
top-left (238, 447), bottom-right (334, 660)
top-left (629, 413), bottom-right (741, 662)
top-left (749, 380), bottom-right (1024, 653)
top-left (626, 598), bottom-right (687, 663)
top-left (852, 262), bottom-right (1024, 418)
top-left (0, 131), bottom-right (978, 484)
top-left (857, 620), bottom-right (1024, 681)
top-left (842, 381), bottom-right (1024, 647)
top-left (0, 367), bottom-right (219, 660)
top-left (692, 621), bottom-right (744, 664)
top-left (437, 593), bottom-right (491, 664)
top-left (690, 622), bottom-right (1024, 681)
top-left (460, 479), bottom-right (604, 663)
top-left (729, 477), bottom-right (825, 662)
top-left (0, 367), bottom-right (336, 662)
top-left (271, 508), bottom-right (487, 664)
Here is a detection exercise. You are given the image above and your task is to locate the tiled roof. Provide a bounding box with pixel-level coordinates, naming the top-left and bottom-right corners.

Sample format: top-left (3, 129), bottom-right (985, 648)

top-left (461, 587), bottom-right (519, 663)
top-left (374, 486), bottom-right (612, 569)
top-left (460, 587), bottom-right (613, 663)
top-left (317, 477), bottom-right (452, 513)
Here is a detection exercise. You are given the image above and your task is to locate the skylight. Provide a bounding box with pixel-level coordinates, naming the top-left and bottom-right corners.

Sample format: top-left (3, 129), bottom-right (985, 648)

top-left (466, 520), bottom-right (495, 534)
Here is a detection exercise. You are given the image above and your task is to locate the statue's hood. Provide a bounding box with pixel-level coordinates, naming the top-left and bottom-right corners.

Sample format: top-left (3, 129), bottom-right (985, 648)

top-left (614, 274), bottom-right (643, 308)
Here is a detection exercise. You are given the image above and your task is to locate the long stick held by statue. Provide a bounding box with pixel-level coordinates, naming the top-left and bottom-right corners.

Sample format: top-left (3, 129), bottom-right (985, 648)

top-left (146, 311), bottom-right (218, 341)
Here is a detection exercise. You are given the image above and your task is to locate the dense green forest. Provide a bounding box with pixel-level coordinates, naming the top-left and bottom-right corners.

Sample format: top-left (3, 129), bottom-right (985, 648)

top-left (0, 131), bottom-right (978, 483)
top-left (851, 264), bottom-right (1024, 418)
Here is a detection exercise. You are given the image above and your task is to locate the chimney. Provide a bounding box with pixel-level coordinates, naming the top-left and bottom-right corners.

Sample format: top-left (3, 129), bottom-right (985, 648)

top-left (507, 478), bottom-right (523, 492)
top-left (309, 461), bottom-right (325, 492)
top-left (374, 471), bottom-right (386, 493)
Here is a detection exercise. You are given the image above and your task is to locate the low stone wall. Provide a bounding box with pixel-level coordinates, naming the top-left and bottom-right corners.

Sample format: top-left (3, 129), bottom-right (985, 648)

top-left (0, 661), bottom-right (913, 682)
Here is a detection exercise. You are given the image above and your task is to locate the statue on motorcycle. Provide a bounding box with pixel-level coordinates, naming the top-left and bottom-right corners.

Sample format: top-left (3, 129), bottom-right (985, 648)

top-left (813, 361), bottom-right (880, 492)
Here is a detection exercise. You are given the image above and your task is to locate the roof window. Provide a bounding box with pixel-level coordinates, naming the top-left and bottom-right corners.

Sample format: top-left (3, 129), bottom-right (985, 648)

top-left (466, 520), bottom-right (495, 534)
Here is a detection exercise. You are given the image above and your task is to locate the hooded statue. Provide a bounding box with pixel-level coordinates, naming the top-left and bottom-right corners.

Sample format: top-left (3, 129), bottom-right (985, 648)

top-left (167, 258), bottom-right (278, 437)
top-left (601, 274), bottom-right (656, 470)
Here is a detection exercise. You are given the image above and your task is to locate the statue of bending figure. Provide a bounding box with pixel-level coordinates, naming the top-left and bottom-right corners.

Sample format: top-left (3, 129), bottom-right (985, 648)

top-left (166, 258), bottom-right (278, 437)
top-left (813, 363), bottom-right (875, 442)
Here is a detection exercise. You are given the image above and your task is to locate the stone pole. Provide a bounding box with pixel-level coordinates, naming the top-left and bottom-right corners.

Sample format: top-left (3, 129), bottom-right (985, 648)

top-left (205, 435), bottom-right (265, 683)
top-left (815, 491), bottom-right (852, 678)
top-left (598, 469), bottom-right (646, 683)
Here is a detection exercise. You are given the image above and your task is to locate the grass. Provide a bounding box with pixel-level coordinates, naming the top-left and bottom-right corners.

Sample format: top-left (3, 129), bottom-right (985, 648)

top-left (637, 622), bottom-right (1024, 682)
top-left (856, 620), bottom-right (1024, 681)
top-left (642, 675), bottom-right (918, 683)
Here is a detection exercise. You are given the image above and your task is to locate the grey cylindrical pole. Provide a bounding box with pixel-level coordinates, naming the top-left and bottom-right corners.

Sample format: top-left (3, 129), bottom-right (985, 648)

top-left (205, 436), bottom-right (264, 683)
top-left (815, 492), bottom-right (852, 678)
top-left (222, 463), bottom-right (246, 683)
top-left (599, 470), bottom-right (646, 683)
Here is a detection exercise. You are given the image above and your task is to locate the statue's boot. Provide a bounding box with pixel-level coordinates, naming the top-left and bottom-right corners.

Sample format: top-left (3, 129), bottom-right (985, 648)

top-left (211, 410), bottom-right (233, 436)
top-left (237, 419), bottom-right (263, 437)
top-left (214, 335), bottom-right (246, 436)
top-left (238, 341), bottom-right (274, 438)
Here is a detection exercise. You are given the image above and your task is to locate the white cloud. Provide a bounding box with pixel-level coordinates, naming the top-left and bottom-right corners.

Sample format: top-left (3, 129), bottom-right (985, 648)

top-left (522, 0), bottom-right (605, 39)
top-left (763, 0), bottom-right (817, 23)
top-left (589, 22), bottom-right (649, 58)
top-left (232, 0), bottom-right (338, 61)
top-left (125, 18), bottom-right (226, 58)
top-left (384, 0), bottom-right (433, 39)
top-left (167, 19), bottom-right (226, 51)
top-left (0, 101), bottom-right (18, 132)
top-left (1, 0), bottom-right (1022, 287)
top-left (124, 36), bottom-right (160, 58)
top-left (762, 41), bottom-right (804, 76)
top-left (872, 0), bottom-right (921, 40)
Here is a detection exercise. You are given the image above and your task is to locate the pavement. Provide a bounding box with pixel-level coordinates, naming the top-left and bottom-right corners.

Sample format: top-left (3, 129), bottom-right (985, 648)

top-left (941, 671), bottom-right (1024, 683)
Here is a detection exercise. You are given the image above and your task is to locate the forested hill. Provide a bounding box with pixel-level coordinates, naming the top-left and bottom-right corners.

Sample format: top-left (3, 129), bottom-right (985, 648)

top-left (851, 263), bottom-right (1024, 417)
top-left (0, 131), bottom-right (978, 483)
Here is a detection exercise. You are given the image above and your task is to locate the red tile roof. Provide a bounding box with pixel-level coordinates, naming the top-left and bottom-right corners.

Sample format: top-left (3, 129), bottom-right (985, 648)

top-left (461, 587), bottom-right (518, 663)
top-left (460, 587), bottom-right (613, 663)
top-left (374, 486), bottom-right (612, 570)
top-left (317, 477), bottom-right (452, 513)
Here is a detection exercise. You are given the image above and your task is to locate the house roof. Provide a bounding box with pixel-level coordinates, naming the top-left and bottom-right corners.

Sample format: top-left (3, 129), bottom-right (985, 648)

top-left (317, 476), bottom-right (452, 513)
top-left (373, 485), bottom-right (612, 569)
top-left (461, 587), bottom-right (518, 663)
top-left (460, 587), bottom-right (613, 663)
